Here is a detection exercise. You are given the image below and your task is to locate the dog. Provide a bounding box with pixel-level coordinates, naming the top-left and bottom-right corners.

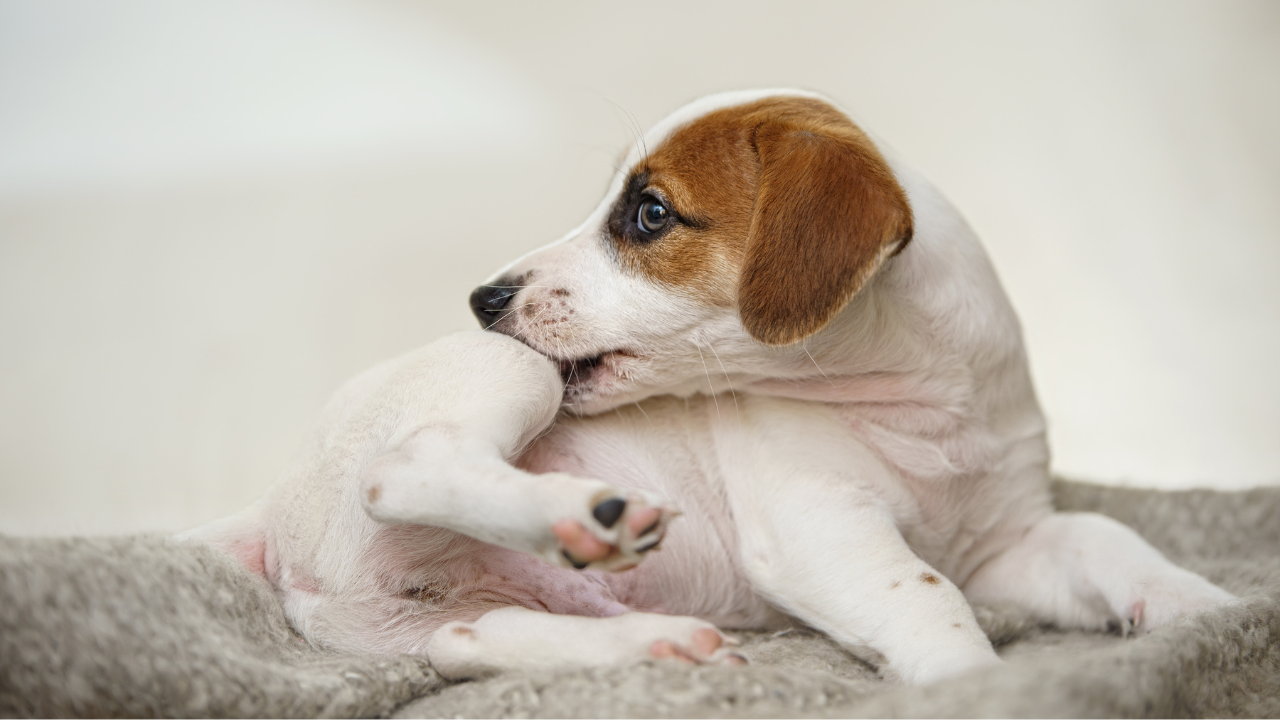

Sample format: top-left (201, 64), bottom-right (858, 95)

top-left (184, 89), bottom-right (1236, 684)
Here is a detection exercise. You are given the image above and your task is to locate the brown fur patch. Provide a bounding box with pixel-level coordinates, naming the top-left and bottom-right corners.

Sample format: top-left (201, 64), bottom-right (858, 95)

top-left (608, 121), bottom-right (758, 304)
top-left (609, 96), bottom-right (912, 342)
top-left (920, 572), bottom-right (941, 585)
top-left (403, 582), bottom-right (449, 604)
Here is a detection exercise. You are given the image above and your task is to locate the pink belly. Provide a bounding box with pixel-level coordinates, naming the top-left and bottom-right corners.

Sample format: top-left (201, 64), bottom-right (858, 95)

top-left (514, 399), bottom-right (781, 629)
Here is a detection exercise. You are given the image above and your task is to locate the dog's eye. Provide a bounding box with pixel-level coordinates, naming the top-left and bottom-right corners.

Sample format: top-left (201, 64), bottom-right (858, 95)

top-left (636, 197), bottom-right (670, 234)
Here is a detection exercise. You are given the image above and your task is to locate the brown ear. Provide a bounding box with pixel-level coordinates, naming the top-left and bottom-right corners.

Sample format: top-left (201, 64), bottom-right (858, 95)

top-left (737, 111), bottom-right (913, 346)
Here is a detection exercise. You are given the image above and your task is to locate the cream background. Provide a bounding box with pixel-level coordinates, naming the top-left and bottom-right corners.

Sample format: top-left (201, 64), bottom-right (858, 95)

top-left (1, 0), bottom-right (1277, 536)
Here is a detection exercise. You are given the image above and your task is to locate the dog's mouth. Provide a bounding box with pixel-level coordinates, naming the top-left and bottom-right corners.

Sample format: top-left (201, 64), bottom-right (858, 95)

top-left (550, 349), bottom-right (637, 391)
top-left (503, 331), bottom-right (637, 397)
top-left (557, 354), bottom-right (604, 386)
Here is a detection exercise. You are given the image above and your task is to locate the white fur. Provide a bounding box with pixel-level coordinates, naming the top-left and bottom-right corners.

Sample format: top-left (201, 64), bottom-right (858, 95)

top-left (183, 90), bottom-right (1235, 685)
top-left (428, 606), bottom-right (735, 680)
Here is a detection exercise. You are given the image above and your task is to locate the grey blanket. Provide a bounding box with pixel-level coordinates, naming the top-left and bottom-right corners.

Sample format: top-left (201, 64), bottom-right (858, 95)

top-left (3, 480), bottom-right (1278, 718)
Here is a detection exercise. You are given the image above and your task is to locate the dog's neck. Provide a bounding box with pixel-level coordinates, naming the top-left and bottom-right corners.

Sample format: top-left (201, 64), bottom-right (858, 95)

top-left (737, 218), bottom-right (1040, 441)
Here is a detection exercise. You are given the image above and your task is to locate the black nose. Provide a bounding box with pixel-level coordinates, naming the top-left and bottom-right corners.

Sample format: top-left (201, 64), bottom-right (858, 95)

top-left (469, 281), bottom-right (518, 328)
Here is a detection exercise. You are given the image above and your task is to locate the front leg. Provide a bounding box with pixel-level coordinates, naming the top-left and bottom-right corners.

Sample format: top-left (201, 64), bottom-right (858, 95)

top-left (732, 494), bottom-right (1000, 684)
top-left (716, 399), bottom-right (1001, 684)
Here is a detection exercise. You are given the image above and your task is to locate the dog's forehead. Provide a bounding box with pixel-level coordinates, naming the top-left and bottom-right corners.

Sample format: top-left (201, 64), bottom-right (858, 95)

top-left (624, 90), bottom-right (855, 222)
top-left (626, 88), bottom-right (828, 167)
top-left (620, 90), bottom-right (852, 212)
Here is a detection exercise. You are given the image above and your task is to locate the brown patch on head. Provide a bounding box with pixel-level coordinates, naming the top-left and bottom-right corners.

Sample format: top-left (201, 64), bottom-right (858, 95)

top-left (607, 95), bottom-right (913, 343)
top-left (365, 484), bottom-right (381, 504)
top-left (606, 126), bottom-right (758, 302)
top-left (920, 572), bottom-right (941, 585)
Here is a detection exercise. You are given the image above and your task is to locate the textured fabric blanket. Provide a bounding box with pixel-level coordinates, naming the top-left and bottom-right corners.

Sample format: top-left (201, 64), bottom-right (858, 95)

top-left (2, 480), bottom-right (1278, 718)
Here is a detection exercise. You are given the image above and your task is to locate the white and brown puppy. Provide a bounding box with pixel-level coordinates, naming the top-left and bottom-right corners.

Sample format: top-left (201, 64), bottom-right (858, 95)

top-left (186, 89), bottom-right (1235, 685)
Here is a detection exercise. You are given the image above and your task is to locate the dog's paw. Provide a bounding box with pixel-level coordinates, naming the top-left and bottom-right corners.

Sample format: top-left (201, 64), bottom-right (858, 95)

top-left (1117, 571), bottom-right (1237, 635)
top-left (552, 492), bottom-right (678, 572)
top-left (649, 627), bottom-right (748, 666)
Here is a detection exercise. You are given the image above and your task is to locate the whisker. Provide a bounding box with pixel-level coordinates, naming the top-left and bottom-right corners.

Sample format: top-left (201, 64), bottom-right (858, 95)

top-left (632, 107), bottom-right (648, 162)
top-left (602, 96), bottom-right (647, 164)
top-left (483, 299), bottom-right (542, 330)
top-left (500, 299), bottom-right (556, 332)
top-left (633, 401), bottom-right (651, 424)
top-left (706, 341), bottom-right (741, 422)
top-left (802, 341), bottom-right (837, 387)
top-left (693, 342), bottom-right (721, 421)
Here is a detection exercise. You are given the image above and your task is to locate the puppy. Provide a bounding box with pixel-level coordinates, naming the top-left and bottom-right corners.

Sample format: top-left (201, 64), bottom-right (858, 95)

top-left (185, 89), bottom-right (1235, 684)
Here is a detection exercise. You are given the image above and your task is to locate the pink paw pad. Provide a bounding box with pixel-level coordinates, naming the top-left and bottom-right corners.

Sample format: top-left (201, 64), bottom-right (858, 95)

top-left (553, 493), bottom-right (676, 571)
top-left (649, 628), bottom-right (746, 666)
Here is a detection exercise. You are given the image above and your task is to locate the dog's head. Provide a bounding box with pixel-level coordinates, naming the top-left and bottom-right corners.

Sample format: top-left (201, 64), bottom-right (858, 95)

top-left (471, 90), bottom-right (914, 414)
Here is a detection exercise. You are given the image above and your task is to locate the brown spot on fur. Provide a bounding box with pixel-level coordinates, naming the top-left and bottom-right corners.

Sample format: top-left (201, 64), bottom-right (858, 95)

top-left (890, 580), bottom-right (901, 589)
top-left (609, 96), bottom-right (912, 344)
top-left (953, 623), bottom-right (963, 628)
top-left (403, 581), bottom-right (449, 604)
top-left (920, 572), bottom-right (941, 585)
top-left (365, 484), bottom-right (381, 504)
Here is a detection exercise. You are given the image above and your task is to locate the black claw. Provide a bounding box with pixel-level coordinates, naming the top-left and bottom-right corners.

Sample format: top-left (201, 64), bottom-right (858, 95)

top-left (562, 550), bottom-right (588, 570)
top-left (592, 497), bottom-right (627, 529)
top-left (637, 518), bottom-right (661, 538)
top-left (635, 539), bottom-right (660, 554)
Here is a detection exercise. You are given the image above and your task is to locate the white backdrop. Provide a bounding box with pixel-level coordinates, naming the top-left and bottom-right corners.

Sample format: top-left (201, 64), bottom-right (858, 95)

top-left (1, 0), bottom-right (1276, 536)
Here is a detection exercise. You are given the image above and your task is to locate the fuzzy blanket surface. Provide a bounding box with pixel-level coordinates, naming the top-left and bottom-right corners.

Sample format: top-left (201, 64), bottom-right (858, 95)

top-left (2, 480), bottom-right (1278, 718)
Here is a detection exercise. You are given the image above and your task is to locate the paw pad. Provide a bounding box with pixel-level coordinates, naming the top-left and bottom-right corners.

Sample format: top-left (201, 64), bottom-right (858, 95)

top-left (591, 497), bottom-right (627, 528)
top-left (648, 628), bottom-right (745, 666)
top-left (554, 494), bottom-right (677, 572)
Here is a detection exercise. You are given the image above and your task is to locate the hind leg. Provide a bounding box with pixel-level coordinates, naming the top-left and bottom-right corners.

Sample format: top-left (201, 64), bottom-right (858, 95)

top-left (963, 512), bottom-right (1235, 633)
top-left (426, 606), bottom-right (746, 679)
top-left (360, 426), bottom-right (677, 571)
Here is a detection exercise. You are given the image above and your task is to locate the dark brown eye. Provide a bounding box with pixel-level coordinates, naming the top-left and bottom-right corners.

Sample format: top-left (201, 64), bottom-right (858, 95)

top-left (637, 197), bottom-right (670, 234)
